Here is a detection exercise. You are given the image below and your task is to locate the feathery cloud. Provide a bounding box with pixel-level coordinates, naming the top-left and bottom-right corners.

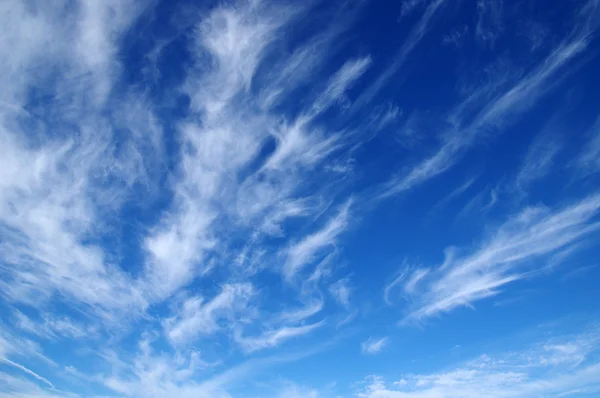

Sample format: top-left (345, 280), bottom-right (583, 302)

top-left (380, 0), bottom-right (600, 198)
top-left (165, 283), bottom-right (254, 345)
top-left (577, 116), bottom-right (600, 174)
top-left (361, 337), bottom-right (389, 355)
top-left (356, 326), bottom-right (600, 397)
top-left (234, 321), bottom-right (325, 353)
top-left (393, 193), bottom-right (600, 322)
top-left (284, 201), bottom-right (352, 280)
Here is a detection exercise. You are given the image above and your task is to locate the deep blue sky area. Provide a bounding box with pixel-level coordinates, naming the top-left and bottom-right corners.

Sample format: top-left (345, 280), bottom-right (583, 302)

top-left (1, 0), bottom-right (600, 397)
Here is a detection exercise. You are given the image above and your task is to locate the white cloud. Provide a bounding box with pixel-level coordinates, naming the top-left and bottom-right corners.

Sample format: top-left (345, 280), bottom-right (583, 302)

top-left (141, 0), bottom-right (361, 304)
top-left (310, 57), bottom-right (372, 115)
top-left (187, 1), bottom-right (299, 114)
top-left (476, 0), bottom-right (505, 46)
top-left (280, 297), bottom-right (325, 324)
top-left (263, 116), bottom-right (343, 172)
top-left (384, 266), bottom-right (430, 305)
top-left (362, 337), bottom-right (389, 355)
top-left (257, 18), bottom-right (354, 111)
top-left (13, 311), bottom-right (92, 340)
top-left (0, 0), bottom-right (155, 322)
top-left (284, 201), bottom-right (352, 280)
top-left (276, 385), bottom-right (320, 398)
top-left (400, 0), bottom-right (428, 17)
top-left (393, 193), bottom-right (600, 322)
top-left (514, 130), bottom-right (561, 192)
top-left (577, 116), bottom-right (600, 174)
top-left (165, 283), bottom-right (254, 345)
top-left (234, 321), bottom-right (325, 353)
top-left (443, 26), bottom-right (469, 48)
top-left (97, 334), bottom-right (230, 398)
top-left (329, 278), bottom-right (352, 308)
top-left (0, 2), bottom-right (366, 395)
top-left (0, 358), bottom-right (54, 389)
top-left (380, 0), bottom-right (600, 197)
top-left (356, 327), bottom-right (600, 398)
top-left (455, 185), bottom-right (499, 221)
top-left (355, 0), bottom-right (449, 108)
top-left (428, 176), bottom-right (478, 216)
top-left (0, 373), bottom-right (72, 398)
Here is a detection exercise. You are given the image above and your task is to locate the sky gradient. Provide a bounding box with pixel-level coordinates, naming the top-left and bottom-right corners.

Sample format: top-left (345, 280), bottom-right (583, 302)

top-left (1, 0), bottom-right (600, 397)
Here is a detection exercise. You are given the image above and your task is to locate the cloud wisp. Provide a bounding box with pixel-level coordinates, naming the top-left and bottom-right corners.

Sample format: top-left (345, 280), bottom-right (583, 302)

top-left (361, 337), bottom-right (390, 355)
top-left (356, 326), bottom-right (600, 398)
top-left (0, 0), bottom-right (370, 395)
top-left (387, 193), bottom-right (600, 322)
top-left (379, 0), bottom-right (600, 198)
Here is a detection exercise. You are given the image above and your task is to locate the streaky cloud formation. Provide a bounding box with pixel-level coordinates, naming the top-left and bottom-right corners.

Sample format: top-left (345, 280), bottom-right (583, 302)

top-left (578, 116), bottom-right (600, 175)
top-left (1, 0), bottom-right (600, 397)
top-left (361, 337), bottom-right (389, 354)
top-left (284, 201), bottom-right (352, 280)
top-left (391, 193), bottom-right (600, 322)
top-left (356, 325), bottom-right (600, 397)
top-left (379, 0), bottom-right (600, 198)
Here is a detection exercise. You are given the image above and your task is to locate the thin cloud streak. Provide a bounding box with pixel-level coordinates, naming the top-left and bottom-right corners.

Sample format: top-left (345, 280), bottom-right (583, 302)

top-left (0, 358), bottom-right (55, 389)
top-left (0, 1), bottom-right (364, 395)
top-left (354, 0), bottom-right (449, 109)
top-left (164, 283), bottom-right (254, 346)
top-left (234, 321), bottom-right (325, 353)
top-left (393, 193), bottom-right (600, 322)
top-left (357, 326), bottom-right (600, 398)
top-left (284, 201), bottom-right (352, 280)
top-left (361, 337), bottom-right (389, 354)
top-left (577, 116), bottom-right (600, 174)
top-left (379, 0), bottom-right (600, 198)
top-left (514, 131), bottom-right (561, 191)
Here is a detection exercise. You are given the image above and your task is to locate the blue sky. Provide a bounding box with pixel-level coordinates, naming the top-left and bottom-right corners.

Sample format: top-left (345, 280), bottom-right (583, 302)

top-left (1, 0), bottom-right (600, 397)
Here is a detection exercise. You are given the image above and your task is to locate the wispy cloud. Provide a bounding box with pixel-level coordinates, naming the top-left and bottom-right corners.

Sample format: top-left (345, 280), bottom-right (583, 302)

top-left (0, 0), bottom-right (365, 394)
top-left (361, 337), bottom-right (389, 355)
top-left (577, 116), bottom-right (600, 175)
top-left (98, 333), bottom-right (229, 397)
top-left (476, 0), bottom-right (505, 46)
top-left (329, 278), bottom-right (352, 308)
top-left (356, 326), bottom-right (600, 397)
top-left (379, 0), bottom-right (600, 198)
top-left (354, 0), bottom-right (449, 107)
top-left (310, 56), bottom-right (371, 115)
top-left (0, 358), bottom-right (55, 389)
top-left (13, 311), bottom-right (92, 341)
top-left (384, 265), bottom-right (430, 305)
top-left (274, 384), bottom-right (320, 398)
top-left (514, 131), bottom-right (562, 191)
top-left (164, 283), bottom-right (254, 346)
top-left (0, 373), bottom-right (70, 398)
top-left (234, 321), bottom-right (325, 353)
top-left (428, 175), bottom-right (479, 216)
top-left (394, 193), bottom-right (600, 322)
top-left (284, 201), bottom-right (352, 280)
top-left (455, 184), bottom-right (499, 221)
top-left (0, 0), bottom-right (155, 322)
top-left (279, 297), bottom-right (325, 324)
top-left (443, 26), bottom-right (469, 48)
